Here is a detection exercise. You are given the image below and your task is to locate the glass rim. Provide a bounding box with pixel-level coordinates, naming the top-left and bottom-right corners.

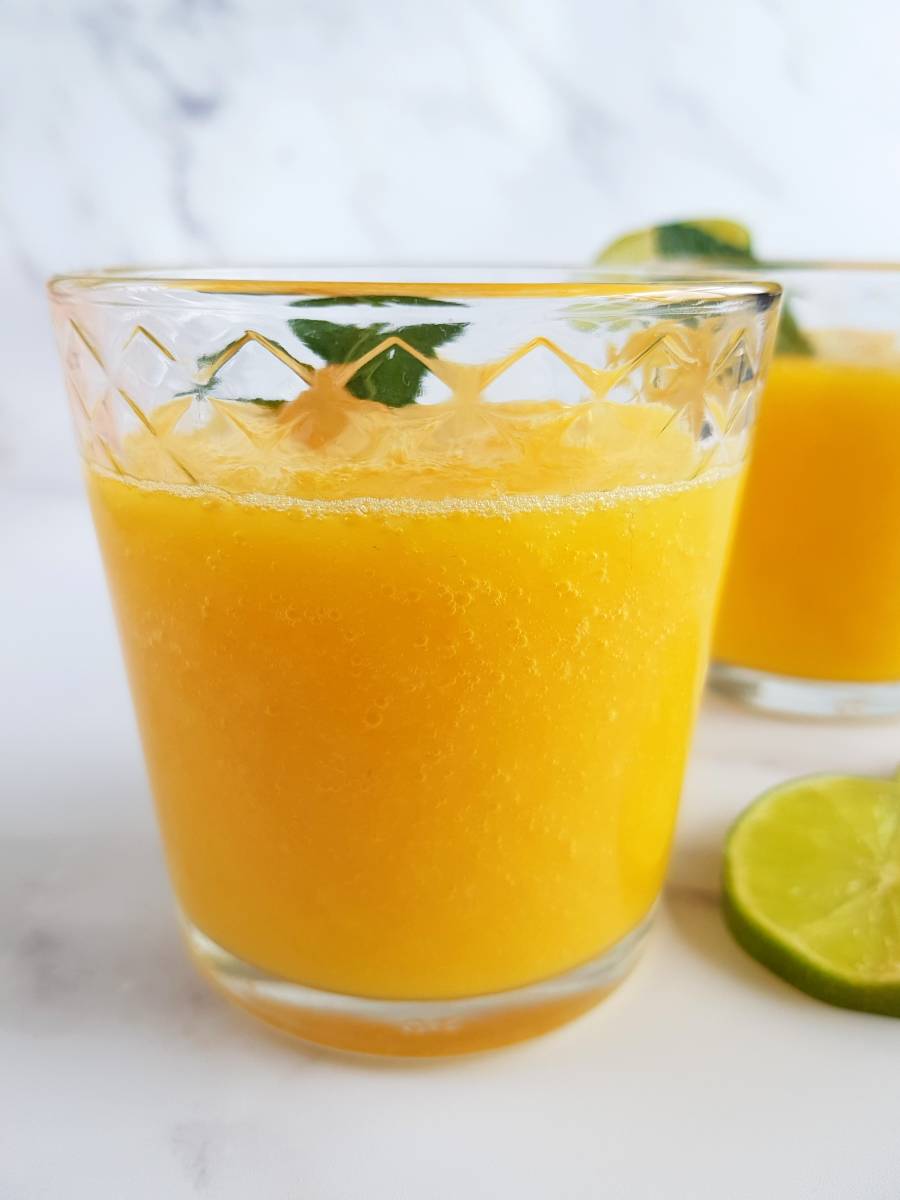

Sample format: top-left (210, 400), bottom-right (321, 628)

top-left (46, 263), bottom-right (781, 307)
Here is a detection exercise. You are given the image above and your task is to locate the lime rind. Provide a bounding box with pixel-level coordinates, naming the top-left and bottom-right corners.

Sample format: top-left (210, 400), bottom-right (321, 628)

top-left (723, 772), bottom-right (900, 1017)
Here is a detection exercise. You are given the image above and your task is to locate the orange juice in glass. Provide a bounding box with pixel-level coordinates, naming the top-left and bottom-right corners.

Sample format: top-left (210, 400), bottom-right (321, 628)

top-left (49, 269), bottom-right (778, 1054)
top-left (710, 265), bottom-right (900, 717)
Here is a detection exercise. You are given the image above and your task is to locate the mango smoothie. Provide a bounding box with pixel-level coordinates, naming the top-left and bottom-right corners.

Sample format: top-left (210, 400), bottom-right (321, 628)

top-left (51, 267), bottom-right (779, 1052)
top-left (88, 395), bottom-right (740, 1002)
top-left (714, 356), bottom-right (900, 683)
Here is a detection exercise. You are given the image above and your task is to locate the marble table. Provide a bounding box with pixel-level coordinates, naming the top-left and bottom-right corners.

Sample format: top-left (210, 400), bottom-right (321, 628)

top-left (3, 488), bottom-right (898, 1200)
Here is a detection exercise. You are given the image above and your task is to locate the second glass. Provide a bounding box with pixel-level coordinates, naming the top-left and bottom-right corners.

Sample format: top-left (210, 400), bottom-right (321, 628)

top-left (709, 264), bottom-right (900, 718)
top-left (49, 268), bottom-right (779, 1054)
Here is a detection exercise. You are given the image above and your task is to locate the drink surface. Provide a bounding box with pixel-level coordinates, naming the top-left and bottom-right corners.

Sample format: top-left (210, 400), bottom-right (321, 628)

top-left (714, 356), bottom-right (900, 682)
top-left (89, 398), bottom-right (739, 999)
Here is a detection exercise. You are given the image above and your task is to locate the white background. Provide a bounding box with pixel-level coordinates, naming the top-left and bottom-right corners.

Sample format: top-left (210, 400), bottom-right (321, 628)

top-left (2, 0), bottom-right (900, 487)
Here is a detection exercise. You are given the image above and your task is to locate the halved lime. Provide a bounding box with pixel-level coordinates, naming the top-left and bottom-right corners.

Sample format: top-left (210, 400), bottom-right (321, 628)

top-left (723, 771), bottom-right (900, 1016)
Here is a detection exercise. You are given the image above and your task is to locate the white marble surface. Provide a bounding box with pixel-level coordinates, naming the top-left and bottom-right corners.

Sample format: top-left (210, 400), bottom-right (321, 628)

top-left (3, 0), bottom-right (900, 488)
top-left (3, 486), bottom-right (900, 1199)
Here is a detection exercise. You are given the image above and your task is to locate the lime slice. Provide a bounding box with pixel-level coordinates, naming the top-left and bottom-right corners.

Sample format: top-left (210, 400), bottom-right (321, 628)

top-left (595, 227), bottom-right (658, 266)
top-left (596, 219), bottom-right (754, 266)
top-left (723, 772), bottom-right (900, 1016)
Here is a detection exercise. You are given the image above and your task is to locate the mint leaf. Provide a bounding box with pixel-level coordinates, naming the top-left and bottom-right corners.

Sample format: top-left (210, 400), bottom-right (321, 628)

top-left (774, 305), bottom-right (815, 356)
top-left (288, 299), bottom-right (467, 406)
top-left (657, 222), bottom-right (756, 264)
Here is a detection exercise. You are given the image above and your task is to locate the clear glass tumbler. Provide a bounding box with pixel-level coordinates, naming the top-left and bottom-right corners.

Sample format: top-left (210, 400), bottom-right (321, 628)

top-left (48, 268), bottom-right (779, 1055)
top-left (708, 264), bottom-right (900, 718)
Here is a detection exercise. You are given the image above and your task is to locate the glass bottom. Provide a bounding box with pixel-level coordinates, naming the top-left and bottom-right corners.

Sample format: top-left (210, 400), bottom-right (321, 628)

top-left (184, 911), bottom-right (653, 1057)
top-left (709, 661), bottom-right (900, 719)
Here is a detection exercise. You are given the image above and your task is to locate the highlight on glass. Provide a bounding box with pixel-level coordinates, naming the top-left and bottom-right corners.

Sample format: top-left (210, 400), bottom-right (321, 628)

top-left (49, 267), bottom-right (780, 1055)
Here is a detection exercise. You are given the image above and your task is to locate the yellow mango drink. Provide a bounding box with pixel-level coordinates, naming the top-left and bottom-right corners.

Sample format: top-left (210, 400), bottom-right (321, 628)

top-left (88, 407), bottom-right (734, 997)
top-left (714, 355), bottom-right (900, 686)
top-left (50, 271), bottom-right (779, 1053)
top-left (595, 231), bottom-right (900, 716)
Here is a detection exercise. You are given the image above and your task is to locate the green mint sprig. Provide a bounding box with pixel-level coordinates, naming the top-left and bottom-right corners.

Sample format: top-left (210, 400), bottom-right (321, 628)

top-left (289, 295), bottom-right (467, 407)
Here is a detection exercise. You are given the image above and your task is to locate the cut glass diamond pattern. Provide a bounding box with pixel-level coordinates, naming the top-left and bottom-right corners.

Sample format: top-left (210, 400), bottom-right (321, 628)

top-left (62, 309), bottom-right (769, 481)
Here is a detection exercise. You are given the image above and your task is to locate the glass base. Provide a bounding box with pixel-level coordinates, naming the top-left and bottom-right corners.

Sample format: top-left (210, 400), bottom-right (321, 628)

top-left (184, 912), bottom-right (653, 1057)
top-left (709, 661), bottom-right (900, 719)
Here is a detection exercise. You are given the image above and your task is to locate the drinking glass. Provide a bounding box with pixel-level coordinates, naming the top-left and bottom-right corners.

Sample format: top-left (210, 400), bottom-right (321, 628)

top-left (49, 268), bottom-right (779, 1054)
top-left (708, 264), bottom-right (900, 718)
